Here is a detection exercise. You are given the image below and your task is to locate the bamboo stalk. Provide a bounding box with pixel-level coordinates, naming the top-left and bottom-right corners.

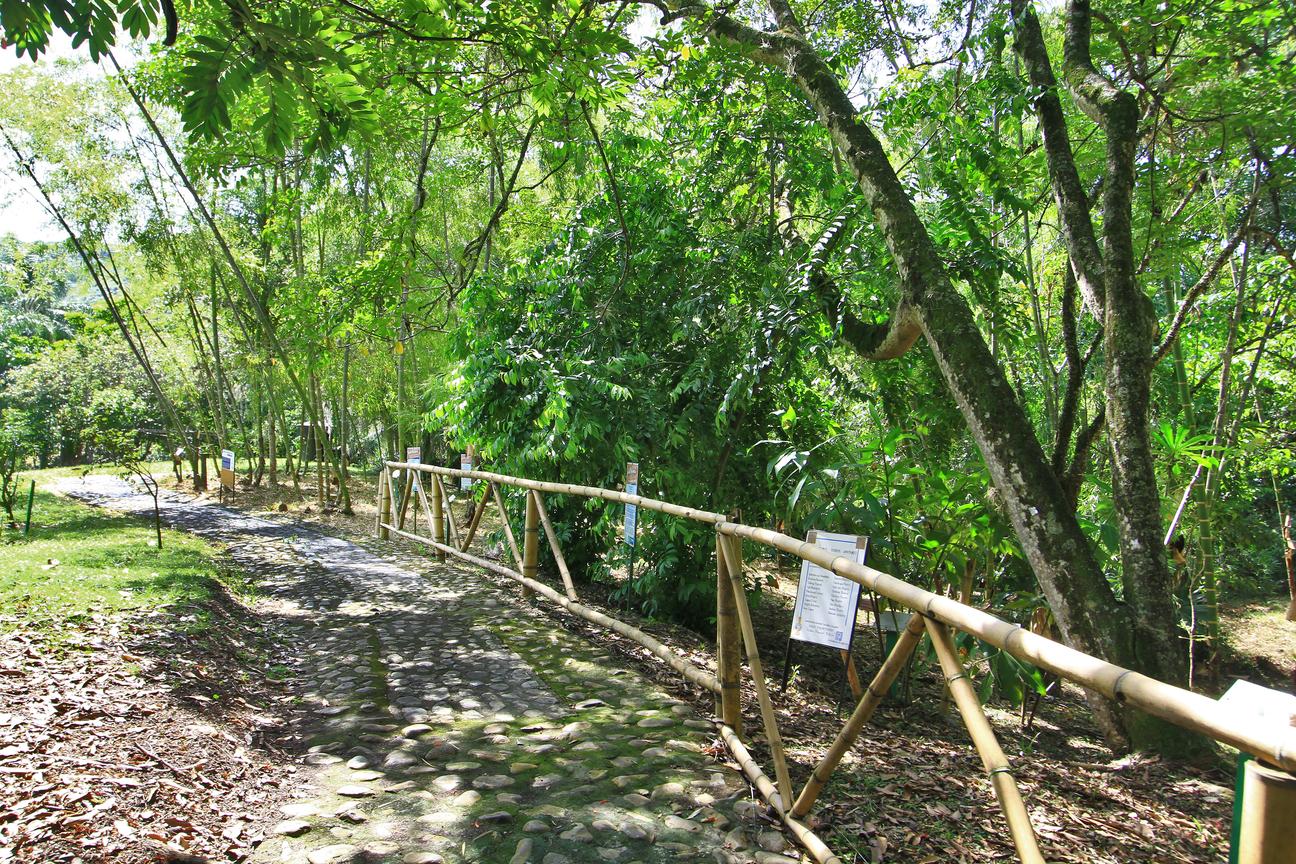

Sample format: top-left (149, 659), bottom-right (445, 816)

top-left (716, 534), bottom-right (743, 730)
top-left (792, 613), bottom-right (927, 818)
top-left (491, 481), bottom-right (525, 573)
top-left (718, 533), bottom-right (793, 813)
top-left (532, 491), bottom-right (578, 601)
top-left (379, 522), bottom-right (721, 694)
top-left (719, 725), bottom-right (844, 864)
top-left (927, 620), bottom-right (1045, 864)
top-left (459, 481), bottom-right (493, 552)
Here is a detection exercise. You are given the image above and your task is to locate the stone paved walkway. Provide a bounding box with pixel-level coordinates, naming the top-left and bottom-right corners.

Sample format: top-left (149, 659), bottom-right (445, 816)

top-left (56, 477), bottom-right (800, 864)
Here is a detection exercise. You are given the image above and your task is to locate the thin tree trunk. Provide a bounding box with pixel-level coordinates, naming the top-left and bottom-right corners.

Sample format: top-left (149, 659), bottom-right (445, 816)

top-left (268, 368), bottom-right (278, 487)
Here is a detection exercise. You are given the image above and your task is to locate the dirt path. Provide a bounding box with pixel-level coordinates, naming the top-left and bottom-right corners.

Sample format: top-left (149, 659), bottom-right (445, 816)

top-left (55, 477), bottom-right (788, 864)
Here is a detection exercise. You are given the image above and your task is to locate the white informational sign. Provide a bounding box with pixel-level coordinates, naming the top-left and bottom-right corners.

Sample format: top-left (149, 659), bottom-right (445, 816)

top-left (789, 531), bottom-right (867, 651)
top-left (1219, 679), bottom-right (1296, 736)
top-left (220, 449), bottom-right (235, 471)
top-left (460, 453), bottom-right (472, 490)
top-left (623, 462), bottom-right (639, 547)
top-left (406, 446), bottom-right (420, 465)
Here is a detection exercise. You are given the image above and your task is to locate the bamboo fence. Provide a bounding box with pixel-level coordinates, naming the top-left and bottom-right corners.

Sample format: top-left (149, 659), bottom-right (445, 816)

top-left (377, 460), bottom-right (1296, 864)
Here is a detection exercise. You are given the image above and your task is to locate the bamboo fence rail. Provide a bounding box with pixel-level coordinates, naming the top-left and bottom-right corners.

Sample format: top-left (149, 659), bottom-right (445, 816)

top-left (379, 460), bottom-right (1296, 864)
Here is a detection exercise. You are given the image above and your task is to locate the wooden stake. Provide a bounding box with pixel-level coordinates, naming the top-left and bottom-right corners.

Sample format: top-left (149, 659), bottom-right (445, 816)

top-left (532, 491), bottom-right (578, 601)
top-left (927, 620), bottom-right (1045, 864)
top-left (792, 614), bottom-right (926, 818)
top-left (716, 534), bottom-right (743, 730)
top-left (491, 482), bottom-right (525, 573)
top-left (718, 533), bottom-right (793, 813)
top-left (460, 481), bottom-right (493, 552)
top-left (840, 650), bottom-right (862, 702)
top-left (523, 490), bottom-right (540, 600)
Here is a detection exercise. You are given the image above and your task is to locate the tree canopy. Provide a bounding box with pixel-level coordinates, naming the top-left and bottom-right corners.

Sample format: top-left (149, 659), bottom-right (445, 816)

top-left (2, 0), bottom-right (1293, 755)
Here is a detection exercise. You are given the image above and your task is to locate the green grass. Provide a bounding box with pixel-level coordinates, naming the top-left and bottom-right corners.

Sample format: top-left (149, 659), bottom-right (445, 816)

top-left (0, 467), bottom-right (223, 634)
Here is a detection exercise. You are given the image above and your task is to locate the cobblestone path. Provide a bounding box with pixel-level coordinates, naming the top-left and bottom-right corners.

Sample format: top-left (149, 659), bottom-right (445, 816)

top-left (57, 478), bottom-right (799, 864)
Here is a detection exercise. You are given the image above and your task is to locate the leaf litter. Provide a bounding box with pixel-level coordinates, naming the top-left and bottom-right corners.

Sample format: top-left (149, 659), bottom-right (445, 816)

top-left (0, 580), bottom-right (303, 863)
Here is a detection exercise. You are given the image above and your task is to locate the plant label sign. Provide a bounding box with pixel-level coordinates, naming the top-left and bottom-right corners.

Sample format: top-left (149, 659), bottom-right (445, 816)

top-left (460, 453), bottom-right (472, 490)
top-left (1219, 679), bottom-right (1296, 735)
top-left (789, 531), bottom-right (867, 651)
top-left (220, 449), bottom-right (235, 490)
top-left (406, 446), bottom-right (420, 465)
top-left (623, 462), bottom-right (639, 547)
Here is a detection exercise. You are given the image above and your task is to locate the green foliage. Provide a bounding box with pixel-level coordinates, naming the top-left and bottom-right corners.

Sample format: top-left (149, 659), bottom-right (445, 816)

top-left (0, 0), bottom-right (167, 61)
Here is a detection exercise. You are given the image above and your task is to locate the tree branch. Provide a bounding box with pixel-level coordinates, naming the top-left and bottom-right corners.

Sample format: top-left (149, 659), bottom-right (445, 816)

top-left (1152, 207), bottom-right (1254, 365)
top-left (1009, 0), bottom-right (1106, 319)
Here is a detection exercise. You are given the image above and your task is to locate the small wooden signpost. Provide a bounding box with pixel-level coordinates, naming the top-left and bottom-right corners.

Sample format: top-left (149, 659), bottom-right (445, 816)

top-left (783, 531), bottom-right (869, 711)
top-left (219, 449), bottom-right (235, 504)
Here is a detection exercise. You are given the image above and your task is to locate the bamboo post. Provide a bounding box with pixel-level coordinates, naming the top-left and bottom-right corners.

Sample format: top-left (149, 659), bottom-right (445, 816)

top-left (492, 482), bottom-right (525, 573)
top-left (460, 481), bottom-right (493, 552)
top-left (1237, 758), bottom-right (1296, 864)
top-left (430, 467), bottom-right (445, 562)
top-left (719, 532), bottom-right (793, 813)
top-left (522, 490), bottom-right (540, 600)
top-left (927, 619), bottom-right (1045, 864)
top-left (435, 476), bottom-right (463, 548)
top-left (792, 613), bottom-right (927, 818)
top-left (532, 491), bottom-right (578, 600)
top-left (387, 466), bottom-right (401, 532)
top-left (716, 532), bottom-right (742, 730)
top-left (376, 468), bottom-right (390, 540)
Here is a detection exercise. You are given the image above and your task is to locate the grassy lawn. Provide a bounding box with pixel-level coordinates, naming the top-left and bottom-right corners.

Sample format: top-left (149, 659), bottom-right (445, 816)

top-left (0, 466), bottom-right (226, 635)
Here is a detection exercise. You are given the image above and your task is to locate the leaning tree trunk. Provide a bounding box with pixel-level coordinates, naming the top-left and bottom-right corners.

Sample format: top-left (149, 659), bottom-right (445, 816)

top-left (694, 0), bottom-right (1202, 752)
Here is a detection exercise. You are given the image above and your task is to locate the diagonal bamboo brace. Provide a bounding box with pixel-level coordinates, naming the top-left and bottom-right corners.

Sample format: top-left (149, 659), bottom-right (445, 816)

top-left (460, 481), bottom-right (493, 552)
top-left (492, 481), bottom-right (525, 573)
top-left (791, 612), bottom-right (927, 818)
top-left (927, 619), bottom-right (1045, 864)
top-left (719, 532), bottom-right (793, 813)
top-left (413, 473), bottom-right (436, 537)
top-left (435, 477), bottom-right (463, 547)
top-left (397, 468), bottom-right (415, 531)
top-left (532, 491), bottom-right (578, 601)
top-left (715, 534), bottom-right (743, 730)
